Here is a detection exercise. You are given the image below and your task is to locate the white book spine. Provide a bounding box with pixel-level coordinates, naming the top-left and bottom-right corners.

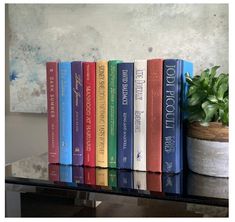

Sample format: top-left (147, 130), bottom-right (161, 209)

top-left (134, 59), bottom-right (147, 171)
top-left (134, 171), bottom-right (147, 190)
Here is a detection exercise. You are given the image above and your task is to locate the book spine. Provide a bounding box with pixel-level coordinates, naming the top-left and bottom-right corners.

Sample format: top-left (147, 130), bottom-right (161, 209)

top-left (59, 165), bottom-right (72, 182)
top-left (72, 166), bottom-right (84, 184)
top-left (108, 60), bottom-right (122, 168)
top-left (146, 59), bottom-right (163, 172)
top-left (96, 168), bottom-right (108, 186)
top-left (59, 62), bottom-right (72, 165)
top-left (117, 63), bottom-right (134, 170)
top-left (147, 172), bottom-right (162, 192)
top-left (134, 171), bottom-right (147, 190)
top-left (108, 169), bottom-right (117, 187)
top-left (118, 170), bottom-right (133, 189)
top-left (134, 60), bottom-right (147, 171)
top-left (162, 59), bottom-right (182, 173)
top-left (71, 61), bottom-right (83, 166)
top-left (48, 164), bottom-right (60, 182)
top-left (163, 173), bottom-right (183, 194)
top-left (84, 62), bottom-right (96, 167)
top-left (84, 167), bottom-right (96, 185)
top-left (96, 61), bottom-right (108, 168)
top-left (47, 62), bottom-right (59, 164)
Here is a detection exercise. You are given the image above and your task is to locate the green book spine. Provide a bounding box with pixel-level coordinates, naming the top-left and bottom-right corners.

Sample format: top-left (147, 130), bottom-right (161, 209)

top-left (108, 60), bottom-right (122, 168)
top-left (108, 169), bottom-right (117, 187)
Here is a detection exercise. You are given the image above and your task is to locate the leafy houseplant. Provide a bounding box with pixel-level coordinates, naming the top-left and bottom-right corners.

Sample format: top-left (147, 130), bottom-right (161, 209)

top-left (185, 66), bottom-right (229, 178)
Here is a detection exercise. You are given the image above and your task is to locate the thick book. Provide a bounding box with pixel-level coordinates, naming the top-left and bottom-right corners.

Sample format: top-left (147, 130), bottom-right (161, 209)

top-left (46, 62), bottom-right (59, 164)
top-left (118, 170), bottom-right (133, 189)
top-left (134, 171), bottom-right (147, 190)
top-left (163, 173), bottom-right (183, 194)
top-left (84, 167), bottom-right (96, 185)
top-left (59, 62), bottom-right (72, 165)
top-left (146, 59), bottom-right (163, 172)
top-left (117, 63), bottom-right (134, 170)
top-left (72, 166), bottom-right (84, 184)
top-left (134, 59), bottom-right (147, 171)
top-left (108, 168), bottom-right (117, 187)
top-left (96, 168), bottom-right (108, 186)
top-left (96, 61), bottom-right (108, 168)
top-left (147, 172), bottom-right (162, 192)
top-left (84, 62), bottom-right (96, 167)
top-left (162, 59), bottom-right (182, 173)
top-left (59, 165), bottom-right (72, 182)
top-left (71, 61), bottom-right (83, 166)
top-left (48, 164), bottom-right (59, 182)
top-left (108, 60), bottom-right (122, 168)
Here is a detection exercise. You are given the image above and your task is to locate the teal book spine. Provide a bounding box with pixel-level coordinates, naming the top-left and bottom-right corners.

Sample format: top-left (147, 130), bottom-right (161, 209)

top-left (108, 60), bottom-right (122, 168)
top-left (59, 62), bottom-right (72, 165)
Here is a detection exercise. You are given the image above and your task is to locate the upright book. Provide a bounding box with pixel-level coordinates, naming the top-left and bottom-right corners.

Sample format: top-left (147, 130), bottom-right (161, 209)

top-left (162, 59), bottom-right (182, 173)
top-left (118, 170), bottom-right (134, 189)
top-left (84, 62), bottom-right (96, 167)
top-left (71, 61), bottom-right (83, 166)
top-left (84, 167), bottom-right (96, 185)
top-left (147, 172), bottom-right (162, 192)
top-left (96, 61), bottom-right (108, 168)
top-left (46, 62), bottom-right (59, 164)
top-left (134, 171), bottom-right (147, 190)
top-left (146, 59), bottom-right (163, 172)
top-left (134, 59), bottom-right (147, 171)
top-left (96, 168), bottom-right (108, 186)
top-left (59, 62), bottom-right (72, 165)
top-left (117, 63), bottom-right (134, 170)
top-left (59, 165), bottom-right (72, 182)
top-left (72, 166), bottom-right (84, 184)
top-left (108, 60), bottom-right (122, 168)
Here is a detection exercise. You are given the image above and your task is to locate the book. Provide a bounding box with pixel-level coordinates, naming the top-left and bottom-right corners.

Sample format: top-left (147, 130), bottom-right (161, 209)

top-left (96, 61), bottom-right (108, 168)
top-left (46, 62), bottom-right (59, 164)
top-left (117, 63), bottom-right (134, 170)
top-left (48, 164), bottom-right (59, 182)
top-left (59, 165), bottom-right (72, 182)
top-left (147, 172), bottom-right (162, 192)
top-left (146, 59), bottom-right (163, 172)
top-left (118, 170), bottom-right (133, 189)
top-left (162, 59), bottom-right (183, 173)
top-left (84, 62), bottom-right (96, 167)
top-left (84, 167), bottom-right (96, 185)
top-left (134, 171), bottom-right (147, 190)
top-left (108, 168), bottom-right (117, 188)
top-left (72, 166), bottom-right (84, 184)
top-left (71, 61), bottom-right (83, 166)
top-left (108, 60), bottom-right (122, 168)
top-left (96, 168), bottom-right (108, 186)
top-left (163, 173), bottom-right (183, 194)
top-left (59, 62), bottom-right (72, 165)
top-left (134, 59), bottom-right (147, 171)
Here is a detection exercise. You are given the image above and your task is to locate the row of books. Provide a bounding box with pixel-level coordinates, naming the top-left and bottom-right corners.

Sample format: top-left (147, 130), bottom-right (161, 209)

top-left (49, 164), bottom-right (183, 194)
top-left (47, 59), bottom-right (193, 173)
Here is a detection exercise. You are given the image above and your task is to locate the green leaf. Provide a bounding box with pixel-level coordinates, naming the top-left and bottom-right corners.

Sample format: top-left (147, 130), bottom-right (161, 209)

top-left (217, 83), bottom-right (228, 101)
top-left (188, 93), bottom-right (203, 106)
top-left (210, 66), bottom-right (220, 79)
top-left (201, 101), bottom-right (219, 122)
top-left (187, 85), bottom-right (197, 97)
top-left (207, 95), bottom-right (218, 103)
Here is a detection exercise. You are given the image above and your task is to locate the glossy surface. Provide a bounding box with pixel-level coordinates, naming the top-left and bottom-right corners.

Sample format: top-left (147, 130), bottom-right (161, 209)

top-left (5, 153), bottom-right (228, 207)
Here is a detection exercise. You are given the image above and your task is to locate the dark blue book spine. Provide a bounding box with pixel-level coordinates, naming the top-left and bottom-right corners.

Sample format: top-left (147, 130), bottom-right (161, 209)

top-left (71, 61), bottom-right (83, 166)
top-left (118, 170), bottom-right (134, 189)
top-left (59, 62), bottom-right (72, 165)
top-left (162, 59), bottom-right (182, 173)
top-left (163, 173), bottom-right (183, 194)
top-left (72, 166), bottom-right (84, 184)
top-left (117, 63), bottom-right (134, 170)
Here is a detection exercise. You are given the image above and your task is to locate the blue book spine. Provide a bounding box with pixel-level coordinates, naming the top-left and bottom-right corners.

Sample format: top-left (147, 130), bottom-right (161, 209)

top-left (163, 173), bottom-right (183, 194)
top-left (59, 165), bottom-right (72, 182)
top-left (59, 62), bottom-right (72, 165)
top-left (118, 170), bottom-right (134, 189)
top-left (117, 63), bottom-right (134, 170)
top-left (162, 59), bottom-right (182, 173)
top-left (71, 61), bottom-right (83, 166)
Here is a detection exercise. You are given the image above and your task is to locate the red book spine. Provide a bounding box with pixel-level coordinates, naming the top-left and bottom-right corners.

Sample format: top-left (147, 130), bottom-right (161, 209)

top-left (84, 167), bottom-right (96, 185)
top-left (147, 59), bottom-right (163, 172)
top-left (48, 164), bottom-right (60, 182)
top-left (147, 172), bottom-right (162, 192)
top-left (47, 62), bottom-right (59, 164)
top-left (84, 62), bottom-right (96, 167)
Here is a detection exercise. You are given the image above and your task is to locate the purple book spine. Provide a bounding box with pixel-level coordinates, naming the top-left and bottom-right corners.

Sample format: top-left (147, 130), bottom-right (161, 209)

top-left (72, 61), bottom-right (83, 165)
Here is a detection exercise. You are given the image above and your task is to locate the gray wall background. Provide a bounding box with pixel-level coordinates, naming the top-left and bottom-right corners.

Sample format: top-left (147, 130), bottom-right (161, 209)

top-left (5, 4), bottom-right (228, 163)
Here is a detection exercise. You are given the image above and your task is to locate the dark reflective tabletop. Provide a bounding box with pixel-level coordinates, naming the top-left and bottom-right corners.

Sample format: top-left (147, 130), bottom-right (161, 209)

top-left (5, 153), bottom-right (228, 207)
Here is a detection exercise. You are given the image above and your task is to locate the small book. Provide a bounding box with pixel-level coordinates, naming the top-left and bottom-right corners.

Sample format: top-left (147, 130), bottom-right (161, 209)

top-left (59, 165), bottom-right (72, 182)
top-left (96, 168), bottom-right (108, 186)
top-left (72, 166), bottom-right (84, 184)
top-left (118, 170), bottom-right (134, 189)
top-left (84, 167), bottom-right (96, 185)
top-left (134, 171), bottom-right (147, 190)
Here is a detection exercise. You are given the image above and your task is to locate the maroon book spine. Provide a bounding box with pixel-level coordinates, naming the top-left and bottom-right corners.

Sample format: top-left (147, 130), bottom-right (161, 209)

top-left (84, 62), bottom-right (96, 167)
top-left (48, 164), bottom-right (60, 182)
top-left (47, 62), bottom-right (59, 164)
top-left (147, 59), bottom-right (163, 172)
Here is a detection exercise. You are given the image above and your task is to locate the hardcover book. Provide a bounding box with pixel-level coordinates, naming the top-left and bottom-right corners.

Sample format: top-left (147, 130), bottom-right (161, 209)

top-left (146, 59), bottom-right (163, 172)
top-left (59, 165), bottom-right (72, 182)
top-left (46, 62), bottom-right (59, 164)
top-left (84, 62), bottom-right (96, 167)
top-left (117, 63), bottom-right (134, 170)
top-left (147, 172), bottom-right (162, 192)
top-left (72, 166), bottom-right (84, 184)
top-left (163, 173), bottom-right (183, 194)
top-left (96, 168), bottom-right (108, 186)
top-left (108, 60), bottom-right (122, 168)
top-left (134, 59), bottom-right (147, 171)
top-left (48, 164), bottom-right (59, 182)
top-left (84, 167), bottom-right (96, 185)
top-left (108, 168), bottom-right (117, 188)
top-left (134, 171), bottom-right (147, 190)
top-left (96, 61), bottom-right (108, 168)
top-left (162, 59), bottom-right (182, 173)
top-left (71, 61), bottom-right (83, 166)
top-left (118, 170), bottom-right (133, 189)
top-left (59, 62), bottom-right (72, 165)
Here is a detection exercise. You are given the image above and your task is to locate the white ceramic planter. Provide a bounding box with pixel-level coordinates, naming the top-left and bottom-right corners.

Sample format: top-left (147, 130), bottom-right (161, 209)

top-left (187, 137), bottom-right (228, 178)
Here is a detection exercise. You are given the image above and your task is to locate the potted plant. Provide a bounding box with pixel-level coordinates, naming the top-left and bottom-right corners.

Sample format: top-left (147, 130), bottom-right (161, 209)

top-left (185, 66), bottom-right (229, 178)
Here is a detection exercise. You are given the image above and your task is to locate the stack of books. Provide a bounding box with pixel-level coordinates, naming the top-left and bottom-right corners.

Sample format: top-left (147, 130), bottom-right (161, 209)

top-left (47, 59), bottom-right (193, 173)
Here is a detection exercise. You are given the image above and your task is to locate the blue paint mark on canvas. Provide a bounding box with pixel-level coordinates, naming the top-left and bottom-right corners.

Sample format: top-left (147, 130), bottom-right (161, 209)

top-left (9, 70), bottom-right (18, 81)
